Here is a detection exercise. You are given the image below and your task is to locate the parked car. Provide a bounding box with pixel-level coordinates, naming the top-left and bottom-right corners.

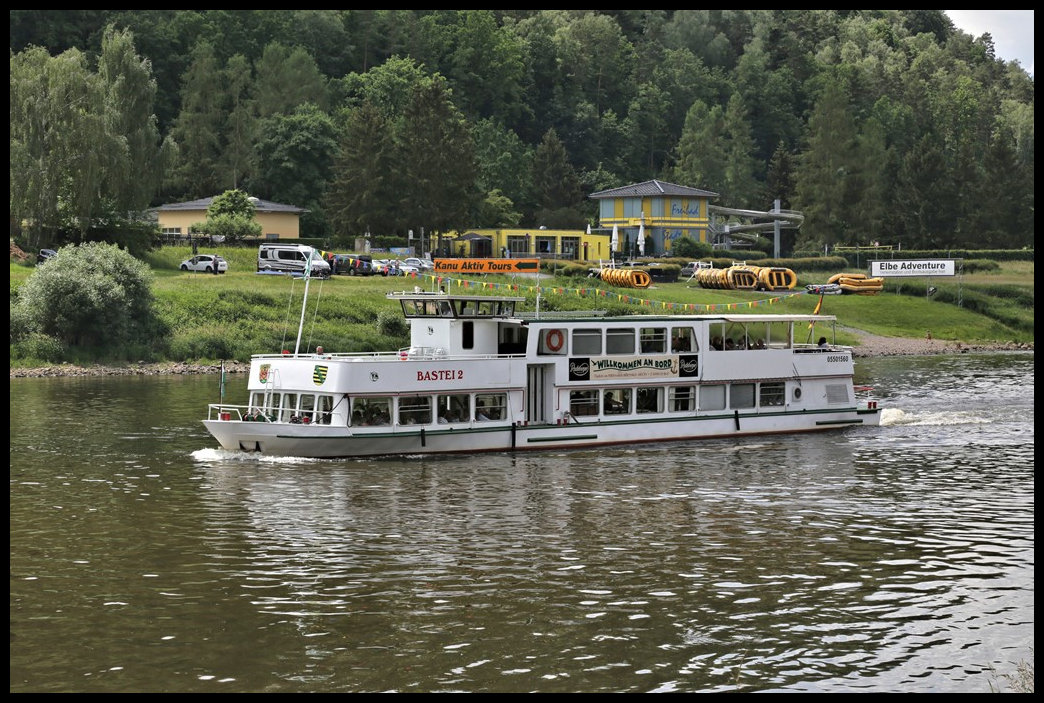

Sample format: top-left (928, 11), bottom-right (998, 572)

top-left (334, 254), bottom-right (375, 276)
top-left (258, 243), bottom-right (329, 278)
top-left (180, 254), bottom-right (228, 274)
top-left (403, 257), bottom-right (434, 271)
top-left (37, 249), bottom-right (57, 264)
top-left (680, 261), bottom-right (707, 278)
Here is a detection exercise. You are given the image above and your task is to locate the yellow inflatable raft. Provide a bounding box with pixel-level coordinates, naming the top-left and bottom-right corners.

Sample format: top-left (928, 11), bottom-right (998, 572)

top-left (598, 268), bottom-right (651, 289)
top-left (696, 265), bottom-right (797, 291)
top-left (828, 272), bottom-right (884, 295)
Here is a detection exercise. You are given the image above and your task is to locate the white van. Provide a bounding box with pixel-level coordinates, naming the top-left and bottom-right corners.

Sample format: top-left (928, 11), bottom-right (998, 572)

top-left (257, 243), bottom-right (331, 278)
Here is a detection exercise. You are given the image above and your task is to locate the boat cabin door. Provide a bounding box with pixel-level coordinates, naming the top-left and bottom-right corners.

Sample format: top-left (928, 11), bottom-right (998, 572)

top-left (526, 364), bottom-right (554, 424)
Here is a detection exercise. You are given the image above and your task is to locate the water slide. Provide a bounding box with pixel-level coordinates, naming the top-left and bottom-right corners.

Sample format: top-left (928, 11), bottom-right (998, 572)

top-left (707, 205), bottom-right (804, 255)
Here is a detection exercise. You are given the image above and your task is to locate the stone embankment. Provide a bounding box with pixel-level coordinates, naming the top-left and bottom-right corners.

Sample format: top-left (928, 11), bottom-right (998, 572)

top-left (10, 360), bottom-right (250, 379)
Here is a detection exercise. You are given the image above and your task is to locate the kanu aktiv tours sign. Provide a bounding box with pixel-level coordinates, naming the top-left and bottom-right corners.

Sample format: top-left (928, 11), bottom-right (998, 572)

top-left (434, 258), bottom-right (540, 274)
top-left (870, 259), bottom-right (957, 277)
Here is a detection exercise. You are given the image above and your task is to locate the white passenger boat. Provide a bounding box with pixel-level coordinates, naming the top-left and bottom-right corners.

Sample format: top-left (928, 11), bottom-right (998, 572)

top-left (203, 290), bottom-right (882, 458)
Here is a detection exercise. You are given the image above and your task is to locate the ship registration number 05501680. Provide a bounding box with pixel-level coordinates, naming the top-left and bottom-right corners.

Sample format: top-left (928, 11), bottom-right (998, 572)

top-left (827, 355), bottom-right (849, 363)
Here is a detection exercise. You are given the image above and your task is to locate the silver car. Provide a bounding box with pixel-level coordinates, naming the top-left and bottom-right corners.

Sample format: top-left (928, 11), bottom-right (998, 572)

top-left (180, 254), bottom-right (228, 274)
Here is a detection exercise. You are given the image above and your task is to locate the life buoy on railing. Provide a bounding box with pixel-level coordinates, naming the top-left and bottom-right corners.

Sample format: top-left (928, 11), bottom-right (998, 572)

top-left (546, 329), bottom-right (565, 353)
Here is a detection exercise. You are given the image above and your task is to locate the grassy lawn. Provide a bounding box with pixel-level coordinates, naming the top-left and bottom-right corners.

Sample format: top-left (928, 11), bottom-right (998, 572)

top-left (10, 246), bottom-right (1034, 365)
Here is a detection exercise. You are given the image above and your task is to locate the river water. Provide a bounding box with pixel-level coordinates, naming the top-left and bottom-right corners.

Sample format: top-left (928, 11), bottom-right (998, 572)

top-left (9, 352), bottom-right (1034, 693)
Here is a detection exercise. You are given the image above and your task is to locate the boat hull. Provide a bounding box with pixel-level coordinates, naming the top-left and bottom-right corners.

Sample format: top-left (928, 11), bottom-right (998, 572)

top-left (204, 406), bottom-right (880, 458)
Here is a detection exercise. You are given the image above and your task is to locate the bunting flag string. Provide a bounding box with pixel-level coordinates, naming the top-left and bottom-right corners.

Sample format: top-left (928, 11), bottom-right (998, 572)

top-left (415, 273), bottom-right (809, 311)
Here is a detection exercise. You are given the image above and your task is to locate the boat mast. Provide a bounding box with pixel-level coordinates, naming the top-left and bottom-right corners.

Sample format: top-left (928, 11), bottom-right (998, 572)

top-left (293, 250), bottom-right (314, 356)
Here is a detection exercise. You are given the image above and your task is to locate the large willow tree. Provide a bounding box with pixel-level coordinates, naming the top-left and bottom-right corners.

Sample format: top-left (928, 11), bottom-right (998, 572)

top-left (10, 24), bottom-right (175, 251)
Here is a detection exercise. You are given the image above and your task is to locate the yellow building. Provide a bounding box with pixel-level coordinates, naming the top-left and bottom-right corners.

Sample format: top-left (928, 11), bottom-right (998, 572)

top-left (590, 179), bottom-right (718, 256)
top-left (449, 179), bottom-right (718, 260)
top-left (153, 195), bottom-right (307, 240)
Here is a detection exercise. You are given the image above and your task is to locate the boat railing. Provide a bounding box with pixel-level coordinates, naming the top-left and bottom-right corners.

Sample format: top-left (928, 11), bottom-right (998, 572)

top-left (208, 404), bottom-right (250, 422)
top-left (516, 310), bottom-right (607, 320)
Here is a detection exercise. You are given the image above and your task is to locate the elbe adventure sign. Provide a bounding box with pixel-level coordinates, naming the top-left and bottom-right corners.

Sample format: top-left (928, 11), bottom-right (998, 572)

top-left (870, 259), bottom-right (956, 277)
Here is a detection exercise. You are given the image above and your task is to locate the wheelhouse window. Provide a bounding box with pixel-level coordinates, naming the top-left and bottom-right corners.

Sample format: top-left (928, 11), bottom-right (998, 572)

top-left (606, 328), bottom-right (635, 354)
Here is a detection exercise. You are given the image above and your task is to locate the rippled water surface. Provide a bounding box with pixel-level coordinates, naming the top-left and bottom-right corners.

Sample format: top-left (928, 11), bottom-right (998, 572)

top-left (10, 353), bottom-right (1034, 692)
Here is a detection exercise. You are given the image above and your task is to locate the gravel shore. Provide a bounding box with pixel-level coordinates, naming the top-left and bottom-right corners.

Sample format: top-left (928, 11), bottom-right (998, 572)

top-left (9, 334), bottom-right (1030, 379)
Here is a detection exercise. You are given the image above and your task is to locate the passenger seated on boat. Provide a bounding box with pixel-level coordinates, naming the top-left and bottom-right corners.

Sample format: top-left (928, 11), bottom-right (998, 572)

top-left (438, 410), bottom-right (450, 424)
top-left (476, 402), bottom-right (491, 421)
top-left (711, 336), bottom-right (724, 350)
top-left (752, 339), bottom-right (766, 350)
top-left (672, 338), bottom-right (690, 352)
top-left (818, 337), bottom-right (828, 348)
top-left (289, 413), bottom-right (302, 424)
top-left (724, 338), bottom-right (736, 351)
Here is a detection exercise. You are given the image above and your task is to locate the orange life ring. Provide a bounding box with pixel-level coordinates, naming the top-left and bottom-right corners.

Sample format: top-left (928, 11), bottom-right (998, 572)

top-left (546, 329), bottom-right (564, 352)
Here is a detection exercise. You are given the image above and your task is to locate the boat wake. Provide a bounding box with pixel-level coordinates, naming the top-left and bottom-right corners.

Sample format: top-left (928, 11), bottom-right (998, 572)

top-left (879, 408), bottom-right (989, 427)
top-left (190, 447), bottom-right (318, 464)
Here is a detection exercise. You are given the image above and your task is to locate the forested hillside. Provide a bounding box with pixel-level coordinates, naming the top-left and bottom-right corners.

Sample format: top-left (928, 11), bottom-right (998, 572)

top-left (10, 10), bottom-right (1035, 254)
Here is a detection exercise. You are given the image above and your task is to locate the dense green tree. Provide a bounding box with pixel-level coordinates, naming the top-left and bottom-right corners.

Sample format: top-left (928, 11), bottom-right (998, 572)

top-left (417, 11), bottom-right (526, 125)
top-left (793, 81), bottom-right (859, 249)
top-left (764, 141), bottom-right (796, 210)
top-left (397, 79), bottom-right (478, 250)
top-left (221, 54), bottom-right (257, 190)
top-left (719, 93), bottom-right (761, 208)
top-left (530, 128), bottom-right (586, 228)
top-left (672, 100), bottom-right (728, 192)
top-left (169, 41), bottom-right (226, 197)
top-left (333, 55), bottom-right (434, 119)
top-left (253, 42), bottom-right (329, 118)
top-left (893, 133), bottom-right (951, 249)
top-left (289, 10), bottom-right (353, 78)
top-left (10, 25), bottom-right (173, 251)
top-left (12, 242), bottom-right (157, 349)
top-left (324, 101), bottom-right (398, 242)
top-left (251, 104), bottom-right (339, 237)
top-left (470, 118), bottom-right (533, 217)
top-left (9, 10), bottom-right (1035, 250)
top-left (188, 189), bottom-right (262, 241)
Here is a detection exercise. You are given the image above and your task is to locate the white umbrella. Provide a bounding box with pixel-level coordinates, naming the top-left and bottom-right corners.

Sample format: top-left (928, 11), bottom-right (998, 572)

top-left (638, 223), bottom-right (645, 256)
top-left (610, 224), bottom-right (618, 253)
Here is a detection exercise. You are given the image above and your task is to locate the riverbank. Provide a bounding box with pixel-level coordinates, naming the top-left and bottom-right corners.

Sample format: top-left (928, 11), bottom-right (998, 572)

top-left (9, 335), bottom-right (1031, 378)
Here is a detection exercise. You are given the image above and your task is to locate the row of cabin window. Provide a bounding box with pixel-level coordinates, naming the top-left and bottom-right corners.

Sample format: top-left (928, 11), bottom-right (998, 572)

top-left (249, 391), bottom-right (509, 426)
top-left (248, 392), bottom-right (335, 423)
top-left (541, 322), bottom-right (795, 356)
top-left (352, 392), bottom-right (507, 426)
top-left (569, 382), bottom-right (786, 417)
